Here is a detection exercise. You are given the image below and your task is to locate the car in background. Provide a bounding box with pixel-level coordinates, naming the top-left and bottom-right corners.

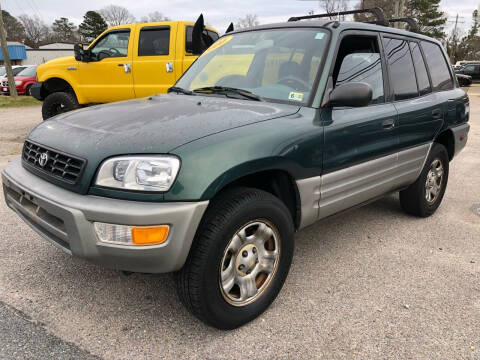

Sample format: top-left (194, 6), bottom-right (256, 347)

top-left (454, 62), bottom-right (480, 81)
top-left (456, 73), bottom-right (473, 87)
top-left (1, 66), bottom-right (37, 95)
top-left (0, 65), bottom-right (28, 79)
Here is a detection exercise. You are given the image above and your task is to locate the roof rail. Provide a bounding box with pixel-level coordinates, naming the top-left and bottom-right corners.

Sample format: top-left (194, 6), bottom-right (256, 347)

top-left (288, 7), bottom-right (389, 26)
top-left (388, 18), bottom-right (419, 32)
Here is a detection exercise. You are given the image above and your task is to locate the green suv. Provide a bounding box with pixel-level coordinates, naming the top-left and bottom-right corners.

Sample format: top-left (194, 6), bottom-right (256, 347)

top-left (2, 11), bottom-right (470, 329)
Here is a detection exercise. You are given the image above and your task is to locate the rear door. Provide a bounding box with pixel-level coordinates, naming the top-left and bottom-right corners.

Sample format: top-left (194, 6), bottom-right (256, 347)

top-left (132, 23), bottom-right (177, 97)
top-left (78, 27), bottom-right (135, 103)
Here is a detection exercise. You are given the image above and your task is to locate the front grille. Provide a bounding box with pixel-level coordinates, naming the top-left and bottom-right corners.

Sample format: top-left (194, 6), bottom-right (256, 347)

top-left (22, 140), bottom-right (86, 184)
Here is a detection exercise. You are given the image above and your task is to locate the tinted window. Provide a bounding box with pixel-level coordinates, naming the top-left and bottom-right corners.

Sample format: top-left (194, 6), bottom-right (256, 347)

top-left (12, 67), bottom-right (26, 75)
top-left (185, 26), bottom-right (219, 53)
top-left (421, 41), bottom-right (454, 91)
top-left (463, 65), bottom-right (476, 74)
top-left (409, 42), bottom-right (431, 96)
top-left (383, 38), bottom-right (418, 101)
top-left (336, 53), bottom-right (385, 104)
top-left (138, 27), bottom-right (170, 56)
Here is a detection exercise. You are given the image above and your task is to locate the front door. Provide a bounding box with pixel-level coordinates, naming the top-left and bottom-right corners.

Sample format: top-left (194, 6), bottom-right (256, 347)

top-left (321, 32), bottom-right (399, 219)
top-left (77, 28), bottom-right (135, 103)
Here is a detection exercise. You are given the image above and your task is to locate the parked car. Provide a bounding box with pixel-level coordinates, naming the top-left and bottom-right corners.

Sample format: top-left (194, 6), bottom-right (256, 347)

top-left (30, 16), bottom-right (219, 119)
top-left (2, 9), bottom-right (470, 329)
top-left (454, 62), bottom-right (480, 81)
top-left (0, 66), bottom-right (29, 94)
top-left (1, 66), bottom-right (37, 95)
top-left (456, 73), bottom-right (473, 87)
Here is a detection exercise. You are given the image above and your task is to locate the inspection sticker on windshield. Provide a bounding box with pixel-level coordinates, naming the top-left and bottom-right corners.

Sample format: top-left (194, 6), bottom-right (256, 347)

top-left (288, 92), bottom-right (304, 102)
top-left (315, 32), bottom-right (325, 39)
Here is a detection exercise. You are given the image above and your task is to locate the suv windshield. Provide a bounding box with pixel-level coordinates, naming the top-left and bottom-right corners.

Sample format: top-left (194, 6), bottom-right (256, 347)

top-left (176, 28), bottom-right (329, 105)
top-left (17, 66), bottom-right (37, 77)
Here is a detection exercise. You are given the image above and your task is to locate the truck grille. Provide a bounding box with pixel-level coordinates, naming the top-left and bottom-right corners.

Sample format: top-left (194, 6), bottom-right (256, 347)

top-left (22, 140), bottom-right (86, 184)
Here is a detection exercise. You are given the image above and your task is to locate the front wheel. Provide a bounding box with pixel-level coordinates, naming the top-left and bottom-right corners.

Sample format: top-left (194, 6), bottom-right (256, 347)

top-left (42, 91), bottom-right (79, 120)
top-left (175, 188), bottom-right (295, 329)
top-left (400, 143), bottom-right (449, 217)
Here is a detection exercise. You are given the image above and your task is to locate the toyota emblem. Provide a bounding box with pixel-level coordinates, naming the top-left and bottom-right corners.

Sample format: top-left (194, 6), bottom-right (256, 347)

top-left (38, 152), bottom-right (49, 167)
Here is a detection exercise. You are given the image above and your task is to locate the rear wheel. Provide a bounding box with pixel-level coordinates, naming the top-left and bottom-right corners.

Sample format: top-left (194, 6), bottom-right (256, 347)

top-left (400, 143), bottom-right (449, 217)
top-left (175, 188), bottom-right (294, 329)
top-left (42, 91), bottom-right (79, 120)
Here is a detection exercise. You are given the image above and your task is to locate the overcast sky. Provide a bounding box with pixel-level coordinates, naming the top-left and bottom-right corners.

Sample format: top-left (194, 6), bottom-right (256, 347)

top-left (2, 0), bottom-right (478, 35)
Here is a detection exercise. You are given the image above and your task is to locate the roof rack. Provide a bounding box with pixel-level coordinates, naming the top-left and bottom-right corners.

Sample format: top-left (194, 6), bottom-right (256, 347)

top-left (388, 18), bottom-right (419, 32)
top-left (288, 7), bottom-right (389, 26)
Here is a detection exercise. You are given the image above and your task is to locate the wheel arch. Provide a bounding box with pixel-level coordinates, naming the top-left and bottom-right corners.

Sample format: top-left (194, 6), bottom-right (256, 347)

top-left (40, 76), bottom-right (83, 103)
top-left (434, 129), bottom-right (455, 161)
top-left (205, 167), bottom-right (302, 230)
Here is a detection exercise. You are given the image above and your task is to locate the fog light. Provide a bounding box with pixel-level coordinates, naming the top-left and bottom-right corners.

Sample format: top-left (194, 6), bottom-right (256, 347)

top-left (94, 222), bottom-right (169, 246)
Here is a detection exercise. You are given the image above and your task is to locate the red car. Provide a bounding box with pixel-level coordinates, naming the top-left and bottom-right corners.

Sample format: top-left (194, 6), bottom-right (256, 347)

top-left (1, 66), bottom-right (37, 95)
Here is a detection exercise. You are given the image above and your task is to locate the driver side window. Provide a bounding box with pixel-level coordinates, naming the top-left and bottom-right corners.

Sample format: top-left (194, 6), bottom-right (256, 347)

top-left (332, 35), bottom-right (385, 105)
top-left (90, 30), bottom-right (130, 61)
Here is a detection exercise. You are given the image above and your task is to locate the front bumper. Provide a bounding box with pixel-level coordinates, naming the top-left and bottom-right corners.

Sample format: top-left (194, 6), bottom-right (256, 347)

top-left (29, 82), bottom-right (44, 100)
top-left (2, 157), bottom-right (208, 273)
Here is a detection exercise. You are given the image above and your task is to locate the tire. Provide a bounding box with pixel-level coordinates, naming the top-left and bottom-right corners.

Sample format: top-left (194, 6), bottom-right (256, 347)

top-left (42, 91), bottom-right (79, 120)
top-left (175, 187), bottom-right (295, 329)
top-left (400, 143), bottom-right (449, 217)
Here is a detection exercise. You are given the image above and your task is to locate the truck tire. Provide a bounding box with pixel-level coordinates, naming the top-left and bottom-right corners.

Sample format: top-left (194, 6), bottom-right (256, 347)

top-left (42, 92), bottom-right (79, 120)
top-left (175, 187), bottom-right (294, 329)
top-left (400, 143), bottom-right (449, 217)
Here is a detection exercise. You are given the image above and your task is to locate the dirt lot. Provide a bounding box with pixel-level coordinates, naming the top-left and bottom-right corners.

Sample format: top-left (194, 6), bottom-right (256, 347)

top-left (0, 91), bottom-right (479, 359)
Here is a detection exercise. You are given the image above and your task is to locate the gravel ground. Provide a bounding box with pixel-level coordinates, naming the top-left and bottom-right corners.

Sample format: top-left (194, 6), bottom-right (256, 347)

top-left (0, 92), bottom-right (479, 360)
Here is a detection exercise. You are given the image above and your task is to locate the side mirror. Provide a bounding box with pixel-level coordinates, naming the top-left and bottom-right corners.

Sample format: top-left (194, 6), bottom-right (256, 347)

top-left (74, 43), bottom-right (89, 62)
top-left (191, 14), bottom-right (206, 55)
top-left (328, 82), bottom-right (373, 108)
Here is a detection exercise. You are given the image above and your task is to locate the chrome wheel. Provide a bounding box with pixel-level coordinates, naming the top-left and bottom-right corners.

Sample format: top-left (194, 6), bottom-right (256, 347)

top-left (219, 220), bottom-right (280, 306)
top-left (425, 158), bottom-right (444, 204)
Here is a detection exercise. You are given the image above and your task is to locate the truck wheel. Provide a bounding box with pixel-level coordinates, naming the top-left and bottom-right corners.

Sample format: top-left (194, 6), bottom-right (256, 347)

top-left (400, 143), bottom-right (449, 217)
top-left (42, 92), bottom-right (79, 120)
top-left (175, 187), bottom-right (294, 329)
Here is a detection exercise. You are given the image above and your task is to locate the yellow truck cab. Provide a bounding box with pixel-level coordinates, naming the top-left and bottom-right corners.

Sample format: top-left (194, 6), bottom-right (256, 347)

top-left (31, 15), bottom-right (219, 119)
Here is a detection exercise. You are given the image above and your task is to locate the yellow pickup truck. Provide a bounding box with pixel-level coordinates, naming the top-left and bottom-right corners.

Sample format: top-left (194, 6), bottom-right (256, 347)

top-left (31, 15), bottom-right (219, 119)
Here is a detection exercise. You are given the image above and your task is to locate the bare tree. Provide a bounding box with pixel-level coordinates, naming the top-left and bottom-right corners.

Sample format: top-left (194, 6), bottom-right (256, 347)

top-left (319, 0), bottom-right (348, 16)
top-left (18, 14), bottom-right (50, 48)
top-left (99, 5), bottom-right (135, 26)
top-left (235, 14), bottom-right (259, 29)
top-left (140, 11), bottom-right (170, 23)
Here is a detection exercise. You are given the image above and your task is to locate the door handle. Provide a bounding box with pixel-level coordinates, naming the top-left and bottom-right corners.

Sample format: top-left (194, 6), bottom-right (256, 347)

top-left (432, 109), bottom-right (442, 119)
top-left (382, 119), bottom-right (395, 130)
top-left (119, 63), bottom-right (131, 73)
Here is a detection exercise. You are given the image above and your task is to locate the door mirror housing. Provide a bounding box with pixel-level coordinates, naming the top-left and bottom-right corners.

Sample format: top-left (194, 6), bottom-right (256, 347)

top-left (328, 82), bottom-right (373, 108)
top-left (74, 43), bottom-right (91, 62)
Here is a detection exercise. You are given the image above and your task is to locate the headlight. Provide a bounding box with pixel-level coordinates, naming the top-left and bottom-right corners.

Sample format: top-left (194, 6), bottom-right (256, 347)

top-left (15, 80), bottom-right (22, 86)
top-left (95, 155), bottom-right (180, 192)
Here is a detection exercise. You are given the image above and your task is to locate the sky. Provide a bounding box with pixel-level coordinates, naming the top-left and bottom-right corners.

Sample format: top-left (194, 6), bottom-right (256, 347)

top-left (1, 0), bottom-right (478, 35)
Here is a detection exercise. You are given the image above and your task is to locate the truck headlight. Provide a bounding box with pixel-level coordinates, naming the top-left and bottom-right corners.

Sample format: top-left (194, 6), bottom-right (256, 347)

top-left (15, 80), bottom-right (22, 86)
top-left (95, 155), bottom-right (180, 191)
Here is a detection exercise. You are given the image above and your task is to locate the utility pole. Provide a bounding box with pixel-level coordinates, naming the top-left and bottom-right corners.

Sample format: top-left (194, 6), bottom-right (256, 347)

top-left (0, 0), bottom-right (18, 98)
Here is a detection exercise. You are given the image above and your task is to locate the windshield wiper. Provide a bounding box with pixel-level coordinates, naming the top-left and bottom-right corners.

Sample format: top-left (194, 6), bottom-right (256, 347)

top-left (193, 86), bottom-right (262, 101)
top-left (168, 86), bottom-right (195, 95)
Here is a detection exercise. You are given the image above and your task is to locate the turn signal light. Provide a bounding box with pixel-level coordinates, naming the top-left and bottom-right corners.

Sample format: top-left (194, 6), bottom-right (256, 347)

top-left (131, 225), bottom-right (170, 245)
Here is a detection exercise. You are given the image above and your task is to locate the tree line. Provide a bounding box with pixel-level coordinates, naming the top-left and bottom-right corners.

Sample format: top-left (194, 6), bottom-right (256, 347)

top-left (2, 4), bottom-right (169, 48)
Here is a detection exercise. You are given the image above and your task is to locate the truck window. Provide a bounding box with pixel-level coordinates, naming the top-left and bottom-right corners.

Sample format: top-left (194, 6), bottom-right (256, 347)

top-left (138, 27), bottom-right (170, 56)
top-left (383, 37), bottom-right (418, 101)
top-left (409, 41), bottom-right (431, 96)
top-left (332, 35), bottom-right (385, 104)
top-left (90, 30), bottom-right (130, 60)
top-left (185, 26), bottom-right (219, 54)
top-left (420, 41), bottom-right (454, 91)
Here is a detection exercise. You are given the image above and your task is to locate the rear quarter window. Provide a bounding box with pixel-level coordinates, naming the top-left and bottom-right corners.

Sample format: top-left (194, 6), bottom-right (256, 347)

top-left (138, 27), bottom-right (170, 56)
top-left (421, 41), bottom-right (454, 91)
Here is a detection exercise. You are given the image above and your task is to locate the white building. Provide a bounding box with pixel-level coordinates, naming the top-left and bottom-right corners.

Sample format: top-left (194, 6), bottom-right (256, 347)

top-left (26, 42), bottom-right (75, 65)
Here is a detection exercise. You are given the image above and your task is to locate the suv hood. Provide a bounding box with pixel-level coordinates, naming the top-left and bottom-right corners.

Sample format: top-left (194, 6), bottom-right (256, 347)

top-left (27, 94), bottom-right (299, 193)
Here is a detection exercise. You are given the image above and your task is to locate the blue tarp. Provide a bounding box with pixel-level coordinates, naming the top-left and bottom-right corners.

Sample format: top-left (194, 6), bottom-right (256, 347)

top-left (0, 45), bottom-right (27, 60)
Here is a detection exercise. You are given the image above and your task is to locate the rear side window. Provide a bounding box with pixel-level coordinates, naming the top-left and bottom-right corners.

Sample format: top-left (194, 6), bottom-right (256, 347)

top-left (409, 42), bottom-right (431, 96)
top-left (420, 41), bottom-right (454, 91)
top-left (138, 27), bottom-right (170, 56)
top-left (383, 37), bottom-right (418, 101)
top-left (462, 64), bottom-right (476, 74)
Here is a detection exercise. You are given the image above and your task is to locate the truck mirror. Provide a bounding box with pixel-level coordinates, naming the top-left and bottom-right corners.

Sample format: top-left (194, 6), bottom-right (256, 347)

top-left (226, 23), bottom-right (234, 33)
top-left (192, 14), bottom-right (206, 55)
top-left (74, 43), bottom-right (91, 62)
